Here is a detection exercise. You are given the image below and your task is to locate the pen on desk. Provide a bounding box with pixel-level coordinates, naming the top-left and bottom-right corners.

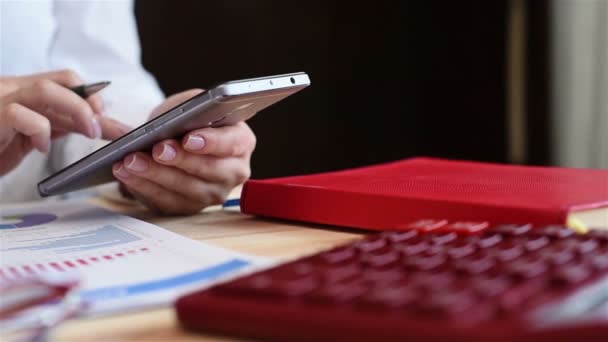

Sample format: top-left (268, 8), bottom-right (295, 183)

top-left (70, 81), bottom-right (111, 98)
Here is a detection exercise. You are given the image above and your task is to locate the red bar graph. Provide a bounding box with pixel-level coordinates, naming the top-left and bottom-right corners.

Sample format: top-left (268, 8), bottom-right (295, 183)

top-left (0, 247), bottom-right (151, 280)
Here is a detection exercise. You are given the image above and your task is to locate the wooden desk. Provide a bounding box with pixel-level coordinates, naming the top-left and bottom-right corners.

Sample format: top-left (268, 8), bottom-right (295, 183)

top-left (43, 194), bottom-right (606, 341)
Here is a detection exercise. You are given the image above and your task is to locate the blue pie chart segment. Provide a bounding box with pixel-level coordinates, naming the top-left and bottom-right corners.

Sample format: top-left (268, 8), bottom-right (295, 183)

top-left (0, 213), bottom-right (57, 229)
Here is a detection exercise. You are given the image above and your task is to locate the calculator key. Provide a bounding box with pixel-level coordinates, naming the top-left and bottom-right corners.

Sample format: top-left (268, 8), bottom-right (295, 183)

top-left (557, 238), bottom-right (599, 255)
top-left (492, 224), bottom-right (533, 236)
top-left (404, 254), bottom-right (447, 271)
top-left (544, 251), bottom-right (576, 266)
top-left (523, 236), bottom-right (550, 252)
top-left (354, 237), bottom-right (388, 253)
top-left (537, 225), bottom-right (575, 239)
top-left (577, 239), bottom-right (599, 254)
top-left (422, 244), bottom-right (447, 256)
top-left (551, 265), bottom-right (592, 286)
top-left (384, 230), bottom-right (418, 243)
top-left (361, 250), bottom-right (400, 268)
top-left (399, 241), bottom-right (431, 256)
top-left (507, 258), bottom-right (548, 279)
top-left (489, 243), bottom-right (525, 262)
top-left (454, 257), bottom-right (496, 275)
top-left (404, 219), bottom-right (448, 233)
top-left (431, 232), bottom-right (458, 245)
top-left (442, 221), bottom-right (490, 234)
top-left (321, 247), bottom-right (357, 264)
top-left (477, 234), bottom-right (503, 249)
top-left (446, 244), bottom-right (476, 259)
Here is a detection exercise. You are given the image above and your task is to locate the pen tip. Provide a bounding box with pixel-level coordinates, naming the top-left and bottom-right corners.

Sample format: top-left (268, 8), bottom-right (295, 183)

top-left (85, 81), bottom-right (111, 95)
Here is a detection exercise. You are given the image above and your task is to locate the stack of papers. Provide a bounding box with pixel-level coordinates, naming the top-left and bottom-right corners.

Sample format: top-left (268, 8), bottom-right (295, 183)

top-left (0, 202), bottom-right (264, 315)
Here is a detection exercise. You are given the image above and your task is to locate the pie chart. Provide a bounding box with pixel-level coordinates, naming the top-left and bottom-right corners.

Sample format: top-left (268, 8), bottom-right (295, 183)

top-left (0, 213), bottom-right (57, 229)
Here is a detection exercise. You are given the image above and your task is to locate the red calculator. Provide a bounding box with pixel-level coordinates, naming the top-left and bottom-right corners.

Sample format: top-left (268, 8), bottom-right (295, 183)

top-left (176, 221), bottom-right (608, 341)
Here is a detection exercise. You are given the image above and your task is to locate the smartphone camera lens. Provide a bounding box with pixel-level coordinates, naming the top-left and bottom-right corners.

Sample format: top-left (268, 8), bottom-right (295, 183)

top-left (290, 77), bottom-right (296, 84)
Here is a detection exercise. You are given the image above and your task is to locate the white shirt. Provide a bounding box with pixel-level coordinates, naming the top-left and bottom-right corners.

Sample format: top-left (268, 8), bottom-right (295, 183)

top-left (0, 0), bottom-right (165, 202)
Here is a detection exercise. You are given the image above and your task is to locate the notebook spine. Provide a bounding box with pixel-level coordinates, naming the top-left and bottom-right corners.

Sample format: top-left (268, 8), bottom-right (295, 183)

top-left (241, 181), bottom-right (567, 229)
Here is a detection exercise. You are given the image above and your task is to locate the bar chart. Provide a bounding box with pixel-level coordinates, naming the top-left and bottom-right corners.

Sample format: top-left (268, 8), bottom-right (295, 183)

top-left (0, 202), bottom-right (259, 314)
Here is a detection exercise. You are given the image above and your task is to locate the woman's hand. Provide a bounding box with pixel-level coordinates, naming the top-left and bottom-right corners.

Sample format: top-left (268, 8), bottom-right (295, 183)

top-left (0, 70), bottom-right (130, 175)
top-left (112, 89), bottom-right (257, 215)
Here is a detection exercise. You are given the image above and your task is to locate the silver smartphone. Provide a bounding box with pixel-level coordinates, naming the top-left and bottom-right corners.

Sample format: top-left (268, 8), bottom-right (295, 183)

top-left (38, 72), bottom-right (311, 196)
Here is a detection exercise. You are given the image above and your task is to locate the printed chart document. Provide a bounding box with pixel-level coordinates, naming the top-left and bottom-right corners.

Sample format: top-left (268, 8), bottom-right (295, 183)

top-left (0, 201), bottom-right (264, 315)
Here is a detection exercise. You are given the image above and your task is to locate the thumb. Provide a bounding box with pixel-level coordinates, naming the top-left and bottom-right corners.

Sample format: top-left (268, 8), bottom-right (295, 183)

top-left (98, 116), bottom-right (132, 140)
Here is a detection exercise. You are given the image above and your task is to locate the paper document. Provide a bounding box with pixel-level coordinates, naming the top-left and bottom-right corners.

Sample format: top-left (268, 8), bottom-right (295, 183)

top-left (0, 201), bottom-right (264, 315)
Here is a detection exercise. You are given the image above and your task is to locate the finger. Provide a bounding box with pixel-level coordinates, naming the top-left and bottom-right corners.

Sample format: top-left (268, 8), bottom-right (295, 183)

top-left (149, 88), bottom-right (204, 119)
top-left (31, 69), bottom-right (84, 87)
top-left (97, 116), bottom-right (132, 140)
top-left (11, 79), bottom-right (99, 138)
top-left (42, 107), bottom-right (73, 132)
top-left (152, 139), bottom-right (251, 185)
top-left (27, 69), bottom-right (105, 114)
top-left (0, 103), bottom-right (51, 153)
top-left (182, 122), bottom-right (256, 157)
top-left (118, 152), bottom-right (229, 205)
top-left (86, 93), bottom-right (105, 114)
top-left (112, 162), bottom-right (208, 215)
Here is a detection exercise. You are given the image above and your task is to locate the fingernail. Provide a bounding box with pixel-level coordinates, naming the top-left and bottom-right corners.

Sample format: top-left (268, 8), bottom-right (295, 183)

top-left (125, 154), bottom-right (149, 172)
top-left (37, 140), bottom-right (51, 153)
top-left (184, 135), bottom-right (205, 150)
top-left (91, 117), bottom-right (102, 139)
top-left (157, 143), bottom-right (176, 161)
top-left (113, 164), bottom-right (130, 178)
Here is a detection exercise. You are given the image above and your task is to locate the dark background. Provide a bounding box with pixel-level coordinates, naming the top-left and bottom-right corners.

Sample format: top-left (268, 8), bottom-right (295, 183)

top-left (135, 0), bottom-right (549, 179)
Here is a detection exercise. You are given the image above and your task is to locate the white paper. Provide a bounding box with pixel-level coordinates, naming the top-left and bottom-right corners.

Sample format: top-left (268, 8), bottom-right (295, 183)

top-left (0, 201), bottom-right (265, 315)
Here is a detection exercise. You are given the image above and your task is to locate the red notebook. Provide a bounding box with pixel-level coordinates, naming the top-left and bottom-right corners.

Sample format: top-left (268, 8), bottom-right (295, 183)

top-left (241, 157), bottom-right (608, 230)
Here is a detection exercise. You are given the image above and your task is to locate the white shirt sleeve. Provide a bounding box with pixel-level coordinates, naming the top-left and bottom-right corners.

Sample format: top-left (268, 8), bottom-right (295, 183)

top-left (47, 0), bottom-right (165, 171)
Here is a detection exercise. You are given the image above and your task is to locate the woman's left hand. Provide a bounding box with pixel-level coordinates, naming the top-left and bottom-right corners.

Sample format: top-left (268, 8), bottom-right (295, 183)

top-left (112, 89), bottom-right (256, 215)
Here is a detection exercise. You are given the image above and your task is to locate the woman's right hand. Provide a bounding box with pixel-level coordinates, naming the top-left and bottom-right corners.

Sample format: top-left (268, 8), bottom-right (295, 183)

top-left (0, 70), bottom-right (130, 176)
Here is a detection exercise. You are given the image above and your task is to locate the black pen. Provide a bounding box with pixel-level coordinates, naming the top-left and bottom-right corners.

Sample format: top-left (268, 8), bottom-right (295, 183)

top-left (70, 81), bottom-right (111, 98)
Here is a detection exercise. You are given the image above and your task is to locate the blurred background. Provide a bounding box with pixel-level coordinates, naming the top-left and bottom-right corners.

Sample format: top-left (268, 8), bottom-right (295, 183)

top-left (135, 0), bottom-right (607, 179)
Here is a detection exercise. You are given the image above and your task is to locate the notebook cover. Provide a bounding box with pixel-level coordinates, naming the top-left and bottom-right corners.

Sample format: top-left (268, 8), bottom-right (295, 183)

top-left (241, 157), bottom-right (608, 230)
